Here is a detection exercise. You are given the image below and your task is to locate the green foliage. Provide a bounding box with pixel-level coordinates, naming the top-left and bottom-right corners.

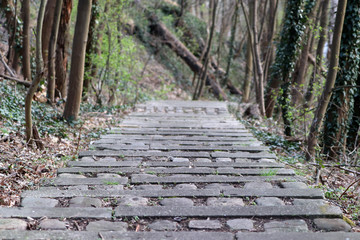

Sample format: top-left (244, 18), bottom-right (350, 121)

top-left (323, 1), bottom-right (360, 156)
top-left (0, 81), bottom-right (68, 137)
top-left (267, 0), bottom-right (316, 135)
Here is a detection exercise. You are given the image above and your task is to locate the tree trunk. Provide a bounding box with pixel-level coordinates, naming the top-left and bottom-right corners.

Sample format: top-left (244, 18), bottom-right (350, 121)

top-left (306, 0), bottom-right (347, 161)
top-left (63, 0), bottom-right (93, 121)
top-left (83, 0), bottom-right (99, 100)
top-left (322, 0), bottom-right (360, 159)
top-left (242, 1), bottom-right (253, 103)
top-left (304, 0), bottom-right (330, 109)
top-left (194, 0), bottom-right (218, 100)
top-left (291, 0), bottom-right (321, 105)
top-left (42, 0), bottom-right (56, 69)
top-left (21, 0), bottom-right (31, 81)
top-left (55, 0), bottom-right (73, 99)
top-left (25, 0), bottom-right (46, 148)
top-left (47, 0), bottom-right (63, 103)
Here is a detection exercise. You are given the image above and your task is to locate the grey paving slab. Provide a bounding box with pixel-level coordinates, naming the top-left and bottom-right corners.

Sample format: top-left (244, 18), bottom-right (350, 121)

top-left (236, 232), bottom-right (360, 240)
top-left (100, 231), bottom-right (234, 240)
top-left (188, 220), bottom-right (222, 229)
top-left (68, 161), bottom-right (141, 167)
top-left (148, 220), bottom-right (178, 231)
top-left (22, 189), bottom-right (220, 198)
top-left (226, 218), bottom-right (255, 230)
top-left (211, 151), bottom-right (277, 159)
top-left (39, 219), bottom-right (67, 230)
top-left (79, 150), bottom-right (210, 158)
top-left (0, 231), bottom-right (98, 240)
top-left (21, 197), bottom-right (58, 207)
top-left (86, 220), bottom-right (127, 231)
top-left (264, 220), bottom-right (308, 233)
top-left (131, 174), bottom-right (302, 184)
top-left (44, 177), bottom-right (128, 186)
top-left (0, 218), bottom-right (27, 230)
top-left (313, 218), bottom-right (352, 232)
top-left (0, 207), bottom-right (112, 219)
top-left (144, 162), bottom-right (284, 168)
top-left (223, 188), bottom-right (324, 198)
top-left (114, 205), bottom-right (342, 218)
top-left (149, 144), bottom-right (268, 152)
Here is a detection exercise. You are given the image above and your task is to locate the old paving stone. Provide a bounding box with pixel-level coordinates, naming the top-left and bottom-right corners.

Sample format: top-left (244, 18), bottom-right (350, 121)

top-left (226, 219), bottom-right (254, 230)
top-left (206, 197), bottom-right (244, 206)
top-left (135, 185), bottom-right (163, 191)
top-left (21, 197), bottom-right (58, 208)
top-left (160, 198), bottom-right (194, 206)
top-left (58, 173), bottom-right (86, 178)
top-left (264, 220), bottom-right (309, 233)
top-left (205, 183), bottom-right (234, 190)
top-left (244, 182), bottom-right (272, 189)
top-left (148, 220), bottom-right (178, 231)
top-left (293, 199), bottom-right (326, 206)
top-left (86, 220), bottom-right (127, 231)
top-left (255, 197), bottom-right (284, 206)
top-left (280, 182), bottom-right (308, 189)
top-left (118, 195), bottom-right (148, 206)
top-left (39, 219), bottom-right (67, 230)
top-left (313, 218), bottom-right (351, 232)
top-left (174, 184), bottom-right (197, 190)
top-left (195, 158), bottom-right (212, 162)
top-left (216, 158), bottom-right (232, 162)
top-left (189, 220), bottom-right (222, 229)
top-left (97, 173), bottom-right (122, 178)
top-left (0, 219), bottom-right (27, 230)
top-left (172, 157), bottom-right (189, 162)
top-left (69, 197), bottom-right (102, 208)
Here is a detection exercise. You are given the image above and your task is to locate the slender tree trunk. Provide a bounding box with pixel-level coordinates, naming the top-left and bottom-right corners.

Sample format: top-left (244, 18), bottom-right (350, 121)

top-left (47, 0), bottom-right (63, 103)
top-left (306, 0), bottom-right (347, 161)
top-left (194, 0), bottom-right (218, 100)
top-left (42, 0), bottom-right (56, 70)
top-left (322, 0), bottom-right (360, 159)
top-left (83, 0), bottom-right (99, 100)
top-left (63, 0), bottom-right (92, 121)
top-left (223, 1), bottom-right (239, 86)
top-left (304, 0), bottom-right (330, 108)
top-left (21, 0), bottom-right (31, 81)
top-left (55, 0), bottom-right (72, 99)
top-left (291, 0), bottom-right (321, 105)
top-left (25, 0), bottom-right (46, 148)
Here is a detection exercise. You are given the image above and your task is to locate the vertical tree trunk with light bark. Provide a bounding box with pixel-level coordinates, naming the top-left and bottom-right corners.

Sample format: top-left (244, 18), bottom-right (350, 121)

top-left (21, 0), bottom-right (31, 81)
top-left (47, 0), bottom-right (63, 103)
top-left (306, 0), bottom-right (347, 161)
top-left (63, 0), bottom-right (92, 121)
top-left (55, 0), bottom-right (73, 99)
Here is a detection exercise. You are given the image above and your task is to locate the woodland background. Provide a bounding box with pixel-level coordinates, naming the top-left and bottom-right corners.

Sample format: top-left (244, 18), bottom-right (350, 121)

top-left (0, 0), bottom-right (359, 229)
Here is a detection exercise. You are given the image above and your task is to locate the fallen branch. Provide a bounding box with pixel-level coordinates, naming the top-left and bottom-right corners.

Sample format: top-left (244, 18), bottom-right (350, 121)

top-left (0, 73), bottom-right (31, 87)
top-left (338, 178), bottom-right (360, 200)
top-left (0, 54), bottom-right (15, 77)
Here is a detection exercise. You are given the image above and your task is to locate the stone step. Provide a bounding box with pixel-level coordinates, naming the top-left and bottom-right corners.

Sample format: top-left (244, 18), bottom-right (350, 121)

top-left (93, 144), bottom-right (268, 152)
top-left (78, 150), bottom-right (276, 159)
top-left (0, 231), bottom-right (234, 240)
top-left (236, 232), bottom-right (360, 240)
top-left (94, 139), bottom-right (263, 145)
top-left (100, 135), bottom-right (258, 142)
top-left (130, 174), bottom-right (303, 184)
top-left (114, 205), bottom-right (342, 218)
top-left (22, 188), bottom-right (323, 198)
top-left (0, 207), bottom-right (112, 219)
top-left (22, 189), bottom-right (220, 198)
top-left (69, 161), bottom-right (284, 168)
top-left (57, 167), bottom-right (294, 176)
top-left (43, 177), bottom-right (128, 186)
top-left (108, 130), bottom-right (253, 137)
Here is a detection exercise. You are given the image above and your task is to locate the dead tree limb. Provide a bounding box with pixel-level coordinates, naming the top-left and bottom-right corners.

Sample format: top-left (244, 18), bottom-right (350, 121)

top-left (147, 14), bottom-right (227, 100)
top-left (0, 73), bottom-right (31, 87)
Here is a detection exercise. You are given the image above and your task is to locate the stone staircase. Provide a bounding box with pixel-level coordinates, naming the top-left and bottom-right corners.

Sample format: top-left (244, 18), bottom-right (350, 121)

top-left (0, 100), bottom-right (359, 239)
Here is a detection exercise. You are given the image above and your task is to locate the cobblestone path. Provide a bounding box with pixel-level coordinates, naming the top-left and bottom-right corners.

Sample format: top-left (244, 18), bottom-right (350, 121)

top-left (1, 100), bottom-right (359, 239)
